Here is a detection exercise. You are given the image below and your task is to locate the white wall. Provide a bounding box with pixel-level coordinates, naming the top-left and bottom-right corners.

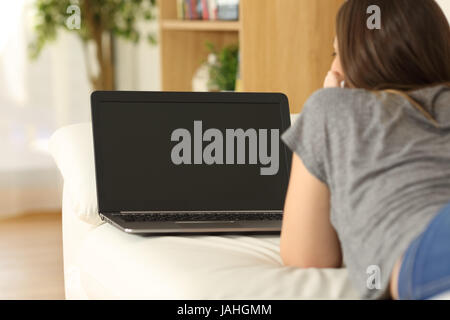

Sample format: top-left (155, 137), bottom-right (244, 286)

top-left (115, 20), bottom-right (161, 91)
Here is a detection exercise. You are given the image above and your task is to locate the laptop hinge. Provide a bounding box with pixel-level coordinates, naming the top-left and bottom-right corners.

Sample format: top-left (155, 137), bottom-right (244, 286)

top-left (118, 210), bottom-right (283, 214)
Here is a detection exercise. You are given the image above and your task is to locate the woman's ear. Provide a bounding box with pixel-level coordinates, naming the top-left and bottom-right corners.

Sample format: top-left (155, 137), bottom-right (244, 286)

top-left (331, 56), bottom-right (344, 76)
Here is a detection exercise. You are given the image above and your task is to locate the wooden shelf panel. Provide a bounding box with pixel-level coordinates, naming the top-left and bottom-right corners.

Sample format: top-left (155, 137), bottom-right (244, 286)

top-left (161, 19), bottom-right (240, 32)
top-left (160, 0), bottom-right (345, 112)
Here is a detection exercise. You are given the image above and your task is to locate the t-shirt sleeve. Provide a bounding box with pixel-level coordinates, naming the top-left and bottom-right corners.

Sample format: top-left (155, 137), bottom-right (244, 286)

top-left (281, 90), bottom-right (331, 184)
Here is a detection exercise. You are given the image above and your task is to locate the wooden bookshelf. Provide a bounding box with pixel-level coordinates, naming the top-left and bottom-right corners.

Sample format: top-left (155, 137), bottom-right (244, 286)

top-left (161, 20), bottom-right (240, 31)
top-left (159, 0), bottom-right (345, 113)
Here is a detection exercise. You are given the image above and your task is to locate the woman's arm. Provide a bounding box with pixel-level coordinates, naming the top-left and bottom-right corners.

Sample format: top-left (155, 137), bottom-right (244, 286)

top-left (280, 153), bottom-right (342, 268)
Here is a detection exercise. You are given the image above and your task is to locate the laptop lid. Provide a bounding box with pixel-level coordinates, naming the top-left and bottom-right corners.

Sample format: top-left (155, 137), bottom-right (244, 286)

top-left (91, 91), bottom-right (292, 214)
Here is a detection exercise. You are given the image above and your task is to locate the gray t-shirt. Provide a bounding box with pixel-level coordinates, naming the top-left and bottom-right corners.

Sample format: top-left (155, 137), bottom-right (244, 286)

top-left (281, 85), bottom-right (450, 299)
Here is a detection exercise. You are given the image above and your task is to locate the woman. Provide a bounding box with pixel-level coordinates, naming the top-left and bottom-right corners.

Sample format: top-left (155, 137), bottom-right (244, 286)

top-left (280, 0), bottom-right (450, 300)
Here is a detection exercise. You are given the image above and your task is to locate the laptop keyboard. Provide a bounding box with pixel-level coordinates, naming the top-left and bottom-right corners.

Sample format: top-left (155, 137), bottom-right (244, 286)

top-left (114, 212), bottom-right (283, 223)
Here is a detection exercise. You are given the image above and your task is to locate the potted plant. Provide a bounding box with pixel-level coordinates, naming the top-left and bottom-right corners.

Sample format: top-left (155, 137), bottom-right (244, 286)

top-left (206, 42), bottom-right (239, 92)
top-left (28, 0), bottom-right (157, 91)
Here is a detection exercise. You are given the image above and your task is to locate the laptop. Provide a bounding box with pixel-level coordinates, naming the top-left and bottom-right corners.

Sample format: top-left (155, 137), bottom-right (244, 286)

top-left (91, 91), bottom-right (292, 235)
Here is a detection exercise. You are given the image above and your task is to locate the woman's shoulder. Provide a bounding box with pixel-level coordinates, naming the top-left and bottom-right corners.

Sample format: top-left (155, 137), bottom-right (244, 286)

top-left (304, 87), bottom-right (377, 112)
top-left (300, 87), bottom-right (380, 126)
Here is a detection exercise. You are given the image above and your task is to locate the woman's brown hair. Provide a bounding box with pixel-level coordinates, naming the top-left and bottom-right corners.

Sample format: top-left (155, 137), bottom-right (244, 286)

top-left (336, 0), bottom-right (450, 91)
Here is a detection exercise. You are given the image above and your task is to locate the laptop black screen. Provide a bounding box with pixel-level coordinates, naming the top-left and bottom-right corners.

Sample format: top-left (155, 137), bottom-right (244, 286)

top-left (92, 95), bottom-right (291, 213)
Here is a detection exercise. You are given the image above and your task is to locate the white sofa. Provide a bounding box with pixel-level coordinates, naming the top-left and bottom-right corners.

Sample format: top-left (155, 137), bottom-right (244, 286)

top-left (50, 116), bottom-right (360, 300)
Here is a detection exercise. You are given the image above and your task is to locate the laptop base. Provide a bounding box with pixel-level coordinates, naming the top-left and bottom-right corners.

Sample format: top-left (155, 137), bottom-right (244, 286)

top-left (101, 213), bottom-right (282, 235)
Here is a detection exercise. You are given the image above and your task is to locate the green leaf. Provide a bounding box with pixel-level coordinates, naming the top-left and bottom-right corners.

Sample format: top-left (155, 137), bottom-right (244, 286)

top-left (29, 0), bottom-right (158, 60)
top-left (206, 43), bottom-right (239, 91)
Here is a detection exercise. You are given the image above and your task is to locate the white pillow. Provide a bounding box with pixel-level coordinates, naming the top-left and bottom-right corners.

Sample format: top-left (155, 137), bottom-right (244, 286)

top-left (49, 115), bottom-right (300, 226)
top-left (50, 122), bottom-right (103, 226)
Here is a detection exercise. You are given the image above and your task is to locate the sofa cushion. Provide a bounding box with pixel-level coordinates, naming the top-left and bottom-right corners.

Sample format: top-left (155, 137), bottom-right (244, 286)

top-left (76, 222), bottom-right (359, 299)
top-left (50, 123), bottom-right (103, 226)
top-left (54, 114), bottom-right (359, 300)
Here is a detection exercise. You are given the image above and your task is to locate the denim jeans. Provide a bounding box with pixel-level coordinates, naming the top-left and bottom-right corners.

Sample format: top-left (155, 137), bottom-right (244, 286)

top-left (398, 201), bottom-right (450, 300)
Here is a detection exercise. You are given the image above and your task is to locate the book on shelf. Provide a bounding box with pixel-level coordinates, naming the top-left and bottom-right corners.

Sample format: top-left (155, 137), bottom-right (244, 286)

top-left (201, 0), bottom-right (210, 20)
top-left (177, 0), bottom-right (238, 21)
top-left (217, 0), bottom-right (239, 20)
top-left (185, 0), bottom-right (195, 19)
top-left (176, 0), bottom-right (185, 19)
top-left (208, 0), bottom-right (218, 20)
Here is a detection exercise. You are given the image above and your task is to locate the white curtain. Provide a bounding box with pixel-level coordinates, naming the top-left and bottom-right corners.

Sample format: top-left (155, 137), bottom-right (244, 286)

top-left (0, 0), bottom-right (91, 218)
